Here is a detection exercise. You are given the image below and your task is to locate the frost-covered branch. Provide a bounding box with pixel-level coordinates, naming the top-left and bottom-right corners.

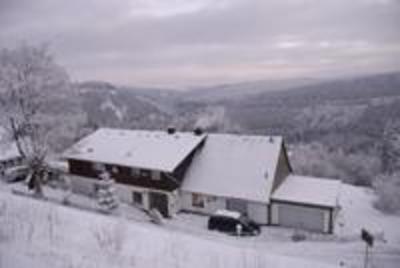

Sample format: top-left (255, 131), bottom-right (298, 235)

top-left (0, 44), bottom-right (71, 196)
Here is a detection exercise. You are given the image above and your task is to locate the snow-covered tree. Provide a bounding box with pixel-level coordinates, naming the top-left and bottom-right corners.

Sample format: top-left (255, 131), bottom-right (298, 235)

top-left (96, 171), bottom-right (119, 213)
top-left (373, 172), bottom-right (400, 213)
top-left (381, 120), bottom-right (400, 174)
top-left (194, 105), bottom-right (242, 133)
top-left (0, 44), bottom-right (76, 196)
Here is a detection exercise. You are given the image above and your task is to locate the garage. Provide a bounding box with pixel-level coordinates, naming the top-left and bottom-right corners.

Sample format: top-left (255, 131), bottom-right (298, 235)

top-left (275, 202), bottom-right (326, 232)
top-left (271, 175), bottom-right (341, 233)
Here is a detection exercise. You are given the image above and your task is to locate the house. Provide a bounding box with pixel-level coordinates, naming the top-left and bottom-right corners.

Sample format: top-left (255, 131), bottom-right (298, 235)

top-left (63, 128), bottom-right (341, 233)
top-left (63, 128), bottom-right (206, 217)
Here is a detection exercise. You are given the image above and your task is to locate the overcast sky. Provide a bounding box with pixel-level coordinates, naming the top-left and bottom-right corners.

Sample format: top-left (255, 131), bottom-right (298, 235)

top-left (1, 0), bottom-right (399, 88)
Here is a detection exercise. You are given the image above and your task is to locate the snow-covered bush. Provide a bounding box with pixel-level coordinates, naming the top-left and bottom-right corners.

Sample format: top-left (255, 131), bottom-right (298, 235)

top-left (95, 171), bottom-right (119, 213)
top-left (373, 173), bottom-right (400, 214)
top-left (291, 142), bottom-right (381, 186)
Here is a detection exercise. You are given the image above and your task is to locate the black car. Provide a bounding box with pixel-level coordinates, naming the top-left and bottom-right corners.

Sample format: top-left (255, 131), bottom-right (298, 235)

top-left (208, 210), bottom-right (260, 236)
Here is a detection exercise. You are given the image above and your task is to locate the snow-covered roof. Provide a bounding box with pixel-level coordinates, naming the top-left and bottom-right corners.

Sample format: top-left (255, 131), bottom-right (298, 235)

top-left (63, 128), bottom-right (206, 172)
top-left (181, 134), bottom-right (283, 203)
top-left (272, 175), bottom-right (341, 208)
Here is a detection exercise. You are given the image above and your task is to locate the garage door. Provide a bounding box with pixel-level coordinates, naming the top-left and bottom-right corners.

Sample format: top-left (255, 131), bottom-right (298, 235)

top-left (277, 203), bottom-right (325, 232)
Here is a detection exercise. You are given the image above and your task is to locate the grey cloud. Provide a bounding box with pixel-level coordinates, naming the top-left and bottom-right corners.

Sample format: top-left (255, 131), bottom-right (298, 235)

top-left (1, 0), bottom-right (399, 87)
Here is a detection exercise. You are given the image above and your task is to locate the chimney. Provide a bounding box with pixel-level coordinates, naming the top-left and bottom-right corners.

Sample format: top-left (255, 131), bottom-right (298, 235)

top-left (193, 127), bottom-right (204, 136)
top-left (167, 127), bottom-right (176, 135)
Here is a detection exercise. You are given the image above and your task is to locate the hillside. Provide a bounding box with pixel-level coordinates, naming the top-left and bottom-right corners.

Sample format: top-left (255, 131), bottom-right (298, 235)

top-left (76, 81), bottom-right (174, 130)
top-left (0, 189), bottom-right (337, 268)
top-left (73, 73), bottom-right (400, 142)
top-left (1, 181), bottom-right (400, 268)
top-left (225, 72), bottom-right (400, 140)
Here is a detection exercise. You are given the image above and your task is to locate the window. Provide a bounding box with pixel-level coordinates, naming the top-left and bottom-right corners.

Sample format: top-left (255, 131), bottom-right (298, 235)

top-left (131, 168), bottom-right (140, 177)
top-left (93, 162), bottom-right (105, 172)
top-left (192, 193), bottom-right (205, 208)
top-left (139, 169), bottom-right (151, 179)
top-left (132, 191), bottom-right (143, 205)
top-left (207, 196), bottom-right (217, 202)
top-left (118, 166), bottom-right (130, 176)
top-left (152, 171), bottom-right (161, 180)
top-left (111, 165), bottom-right (119, 174)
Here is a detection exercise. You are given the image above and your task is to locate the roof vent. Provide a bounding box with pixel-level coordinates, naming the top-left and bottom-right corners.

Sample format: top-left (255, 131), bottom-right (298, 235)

top-left (167, 127), bottom-right (176, 135)
top-left (193, 127), bottom-right (204, 136)
top-left (87, 148), bottom-right (94, 153)
top-left (269, 136), bottom-right (274, 143)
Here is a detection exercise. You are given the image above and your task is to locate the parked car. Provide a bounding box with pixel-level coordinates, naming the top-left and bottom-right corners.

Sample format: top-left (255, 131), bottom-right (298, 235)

top-left (208, 210), bottom-right (260, 236)
top-left (3, 165), bottom-right (29, 183)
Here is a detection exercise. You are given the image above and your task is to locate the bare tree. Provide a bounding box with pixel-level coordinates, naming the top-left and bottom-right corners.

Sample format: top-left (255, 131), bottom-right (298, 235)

top-left (0, 44), bottom-right (71, 196)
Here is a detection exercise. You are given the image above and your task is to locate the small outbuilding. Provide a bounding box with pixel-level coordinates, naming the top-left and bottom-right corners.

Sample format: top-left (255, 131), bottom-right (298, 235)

top-left (271, 175), bottom-right (341, 233)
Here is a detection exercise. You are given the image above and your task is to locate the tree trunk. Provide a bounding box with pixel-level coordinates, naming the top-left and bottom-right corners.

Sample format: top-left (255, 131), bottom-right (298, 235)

top-left (33, 175), bottom-right (44, 197)
top-left (9, 117), bottom-right (26, 158)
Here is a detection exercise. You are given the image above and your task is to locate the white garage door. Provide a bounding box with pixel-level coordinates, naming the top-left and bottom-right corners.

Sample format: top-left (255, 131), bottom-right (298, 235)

top-left (278, 203), bottom-right (325, 232)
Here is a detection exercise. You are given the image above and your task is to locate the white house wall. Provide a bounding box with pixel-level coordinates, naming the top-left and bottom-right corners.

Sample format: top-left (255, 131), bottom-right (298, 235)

top-left (69, 177), bottom-right (334, 231)
top-left (70, 175), bottom-right (95, 196)
top-left (323, 209), bottom-right (330, 233)
top-left (69, 175), bottom-right (179, 217)
top-left (180, 191), bottom-right (269, 224)
top-left (271, 203), bottom-right (279, 225)
top-left (180, 191), bottom-right (225, 214)
top-left (116, 184), bottom-right (180, 216)
top-left (247, 202), bottom-right (268, 224)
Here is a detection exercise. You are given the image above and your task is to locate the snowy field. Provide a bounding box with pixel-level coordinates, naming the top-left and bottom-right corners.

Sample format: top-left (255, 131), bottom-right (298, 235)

top-left (1, 182), bottom-right (400, 268)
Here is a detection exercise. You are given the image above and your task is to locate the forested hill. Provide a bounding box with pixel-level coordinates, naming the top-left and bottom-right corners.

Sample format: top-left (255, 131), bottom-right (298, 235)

top-left (72, 72), bottom-right (400, 187)
top-left (76, 72), bottom-right (400, 149)
top-left (224, 72), bottom-right (400, 141)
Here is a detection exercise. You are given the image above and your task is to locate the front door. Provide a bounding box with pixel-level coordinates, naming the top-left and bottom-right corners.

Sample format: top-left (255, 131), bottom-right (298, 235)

top-left (149, 192), bottom-right (169, 217)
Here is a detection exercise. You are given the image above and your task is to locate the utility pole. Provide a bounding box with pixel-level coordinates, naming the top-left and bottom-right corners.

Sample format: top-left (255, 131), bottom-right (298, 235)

top-left (361, 228), bottom-right (374, 268)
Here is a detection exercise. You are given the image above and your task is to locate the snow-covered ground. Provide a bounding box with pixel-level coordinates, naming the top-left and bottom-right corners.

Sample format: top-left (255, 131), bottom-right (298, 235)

top-left (1, 181), bottom-right (400, 268)
top-left (0, 189), bottom-right (336, 268)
